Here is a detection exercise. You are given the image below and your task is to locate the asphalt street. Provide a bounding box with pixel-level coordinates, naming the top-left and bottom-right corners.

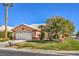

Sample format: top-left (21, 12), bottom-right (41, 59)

top-left (0, 49), bottom-right (79, 56)
top-left (0, 49), bottom-right (54, 56)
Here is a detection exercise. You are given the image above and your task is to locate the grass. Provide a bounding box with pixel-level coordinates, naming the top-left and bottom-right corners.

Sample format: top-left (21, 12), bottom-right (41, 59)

top-left (0, 38), bottom-right (9, 42)
top-left (15, 39), bottom-right (79, 50)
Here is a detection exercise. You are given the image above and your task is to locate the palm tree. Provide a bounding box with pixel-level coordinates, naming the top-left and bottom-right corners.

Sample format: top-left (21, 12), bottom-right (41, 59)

top-left (3, 3), bottom-right (13, 39)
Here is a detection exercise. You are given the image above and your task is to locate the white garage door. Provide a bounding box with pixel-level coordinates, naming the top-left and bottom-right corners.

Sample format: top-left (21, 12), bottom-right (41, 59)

top-left (16, 31), bottom-right (32, 40)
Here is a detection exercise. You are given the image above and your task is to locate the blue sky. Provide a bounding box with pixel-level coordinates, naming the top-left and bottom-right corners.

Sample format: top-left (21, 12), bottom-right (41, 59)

top-left (0, 3), bottom-right (79, 33)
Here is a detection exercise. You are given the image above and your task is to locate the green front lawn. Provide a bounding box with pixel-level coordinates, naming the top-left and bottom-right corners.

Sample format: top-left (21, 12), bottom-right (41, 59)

top-left (15, 39), bottom-right (79, 50)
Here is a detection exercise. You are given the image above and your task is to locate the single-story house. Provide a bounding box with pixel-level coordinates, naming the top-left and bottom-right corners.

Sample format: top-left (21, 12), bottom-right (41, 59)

top-left (12, 24), bottom-right (41, 40)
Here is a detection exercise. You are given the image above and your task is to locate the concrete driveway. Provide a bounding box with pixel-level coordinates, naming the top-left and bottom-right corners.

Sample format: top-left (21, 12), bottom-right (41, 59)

top-left (0, 40), bottom-right (25, 47)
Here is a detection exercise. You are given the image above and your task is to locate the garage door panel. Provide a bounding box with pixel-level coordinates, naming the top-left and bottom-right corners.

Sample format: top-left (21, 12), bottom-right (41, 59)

top-left (16, 32), bottom-right (32, 40)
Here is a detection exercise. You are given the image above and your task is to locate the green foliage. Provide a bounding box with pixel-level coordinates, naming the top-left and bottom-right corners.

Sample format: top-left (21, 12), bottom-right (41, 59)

top-left (3, 3), bottom-right (13, 7)
top-left (39, 25), bottom-right (45, 40)
top-left (15, 39), bottom-right (79, 50)
top-left (76, 31), bottom-right (79, 37)
top-left (46, 16), bottom-right (75, 41)
top-left (7, 32), bottom-right (12, 38)
top-left (0, 32), bottom-right (12, 38)
top-left (39, 25), bottom-right (45, 30)
top-left (0, 32), bottom-right (4, 38)
top-left (40, 32), bottom-right (45, 40)
top-left (27, 40), bottom-right (54, 43)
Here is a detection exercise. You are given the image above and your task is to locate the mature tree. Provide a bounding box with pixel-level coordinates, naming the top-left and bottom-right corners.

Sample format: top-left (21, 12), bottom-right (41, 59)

top-left (46, 16), bottom-right (75, 41)
top-left (3, 3), bottom-right (13, 39)
top-left (39, 25), bottom-right (45, 40)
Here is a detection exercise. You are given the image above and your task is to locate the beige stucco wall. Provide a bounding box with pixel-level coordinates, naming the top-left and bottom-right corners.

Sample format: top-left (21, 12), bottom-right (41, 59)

top-left (12, 24), bottom-right (41, 40)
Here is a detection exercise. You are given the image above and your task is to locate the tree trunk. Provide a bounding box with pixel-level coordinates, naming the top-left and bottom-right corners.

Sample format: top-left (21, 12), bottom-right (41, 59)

top-left (48, 32), bottom-right (52, 41)
top-left (40, 28), bottom-right (43, 40)
top-left (5, 6), bottom-right (8, 39)
top-left (55, 31), bottom-right (58, 41)
top-left (49, 37), bottom-right (52, 41)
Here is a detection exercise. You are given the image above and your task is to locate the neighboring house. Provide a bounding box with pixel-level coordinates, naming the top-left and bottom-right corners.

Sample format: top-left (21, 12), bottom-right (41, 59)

top-left (0, 25), bottom-right (14, 38)
top-left (12, 24), bottom-right (41, 40)
top-left (0, 25), bottom-right (14, 32)
top-left (71, 35), bottom-right (76, 39)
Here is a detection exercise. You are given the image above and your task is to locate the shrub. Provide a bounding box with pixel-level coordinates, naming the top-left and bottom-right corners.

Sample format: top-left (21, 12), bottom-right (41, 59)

top-left (0, 32), bottom-right (12, 38)
top-left (39, 32), bottom-right (45, 40)
top-left (0, 32), bottom-right (4, 38)
top-left (0, 38), bottom-right (9, 42)
top-left (7, 32), bottom-right (12, 38)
